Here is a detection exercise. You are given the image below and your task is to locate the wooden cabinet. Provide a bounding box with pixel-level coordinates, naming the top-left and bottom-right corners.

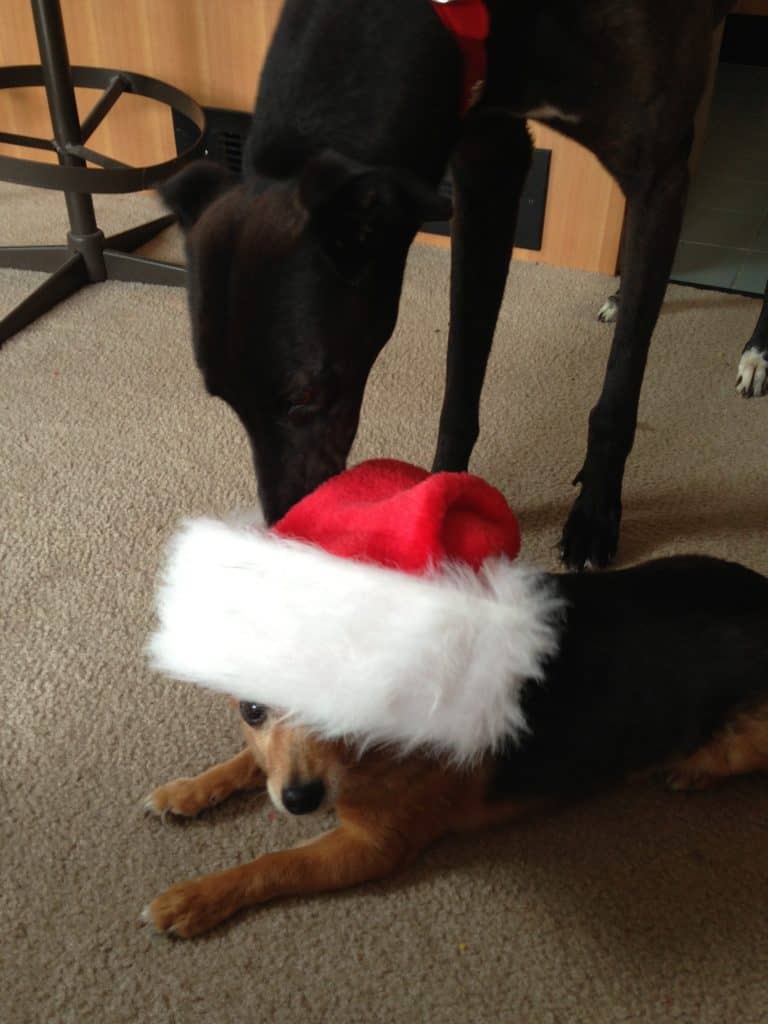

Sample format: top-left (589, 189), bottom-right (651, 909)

top-left (513, 123), bottom-right (624, 274)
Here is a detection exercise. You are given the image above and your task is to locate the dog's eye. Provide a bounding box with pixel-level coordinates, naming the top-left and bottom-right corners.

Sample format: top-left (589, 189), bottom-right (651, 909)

top-left (239, 702), bottom-right (268, 727)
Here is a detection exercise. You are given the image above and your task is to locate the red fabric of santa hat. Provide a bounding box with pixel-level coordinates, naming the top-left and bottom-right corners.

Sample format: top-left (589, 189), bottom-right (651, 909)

top-left (147, 460), bottom-right (563, 762)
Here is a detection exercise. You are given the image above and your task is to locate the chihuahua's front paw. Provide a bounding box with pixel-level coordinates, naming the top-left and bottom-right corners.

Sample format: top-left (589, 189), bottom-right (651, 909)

top-left (144, 778), bottom-right (225, 819)
top-left (142, 879), bottom-right (228, 939)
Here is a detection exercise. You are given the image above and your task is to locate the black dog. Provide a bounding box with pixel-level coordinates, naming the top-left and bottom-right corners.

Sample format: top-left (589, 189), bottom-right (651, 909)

top-left (161, 0), bottom-right (766, 567)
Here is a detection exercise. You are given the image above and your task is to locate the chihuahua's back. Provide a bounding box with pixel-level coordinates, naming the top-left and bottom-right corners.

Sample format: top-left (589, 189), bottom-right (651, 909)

top-left (491, 556), bottom-right (768, 798)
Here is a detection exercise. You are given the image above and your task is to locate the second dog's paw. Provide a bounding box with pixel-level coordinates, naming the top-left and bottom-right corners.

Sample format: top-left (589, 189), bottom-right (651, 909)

top-left (736, 347), bottom-right (768, 398)
top-left (144, 778), bottom-right (223, 819)
top-left (597, 293), bottom-right (619, 324)
top-left (559, 486), bottom-right (621, 571)
top-left (142, 880), bottom-right (224, 939)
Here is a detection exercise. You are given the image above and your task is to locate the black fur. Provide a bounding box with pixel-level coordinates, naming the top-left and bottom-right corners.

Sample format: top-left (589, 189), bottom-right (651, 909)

top-left (492, 556), bottom-right (768, 796)
top-left (160, 0), bottom-right (767, 558)
top-left (736, 279), bottom-right (768, 398)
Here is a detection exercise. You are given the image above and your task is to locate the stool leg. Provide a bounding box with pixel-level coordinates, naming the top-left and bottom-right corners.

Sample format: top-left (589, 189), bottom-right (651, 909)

top-left (0, 252), bottom-right (88, 346)
top-left (104, 214), bottom-right (177, 254)
top-left (0, 245), bottom-right (69, 272)
top-left (103, 251), bottom-right (186, 287)
top-left (32, 0), bottom-right (104, 274)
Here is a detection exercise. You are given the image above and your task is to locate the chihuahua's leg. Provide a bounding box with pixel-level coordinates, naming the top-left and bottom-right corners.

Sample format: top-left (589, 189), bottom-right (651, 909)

top-left (143, 822), bottom-right (410, 938)
top-left (433, 113), bottom-right (532, 473)
top-left (666, 701), bottom-right (768, 791)
top-left (144, 749), bottom-right (265, 818)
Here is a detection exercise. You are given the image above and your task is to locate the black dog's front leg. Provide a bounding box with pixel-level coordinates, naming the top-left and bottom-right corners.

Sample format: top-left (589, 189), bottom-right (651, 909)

top-left (561, 153), bottom-right (690, 570)
top-left (433, 114), bottom-right (532, 472)
top-left (736, 278), bottom-right (768, 399)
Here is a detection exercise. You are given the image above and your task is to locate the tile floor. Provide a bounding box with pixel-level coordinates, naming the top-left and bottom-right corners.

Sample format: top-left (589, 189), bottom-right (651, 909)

top-left (670, 63), bottom-right (768, 296)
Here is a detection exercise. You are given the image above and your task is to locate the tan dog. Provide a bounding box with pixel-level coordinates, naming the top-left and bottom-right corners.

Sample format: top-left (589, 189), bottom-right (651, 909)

top-left (142, 690), bottom-right (768, 939)
top-left (142, 475), bottom-right (768, 939)
top-left (142, 699), bottom-right (525, 939)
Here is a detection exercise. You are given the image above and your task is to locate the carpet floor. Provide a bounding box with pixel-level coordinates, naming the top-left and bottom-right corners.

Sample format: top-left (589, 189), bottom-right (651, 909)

top-left (1, 181), bottom-right (767, 1024)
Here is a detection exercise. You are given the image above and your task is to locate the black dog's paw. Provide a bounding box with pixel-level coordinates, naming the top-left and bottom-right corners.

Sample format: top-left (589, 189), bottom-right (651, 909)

top-left (559, 482), bottom-right (621, 571)
top-left (736, 346), bottom-right (768, 398)
top-left (597, 292), bottom-right (619, 324)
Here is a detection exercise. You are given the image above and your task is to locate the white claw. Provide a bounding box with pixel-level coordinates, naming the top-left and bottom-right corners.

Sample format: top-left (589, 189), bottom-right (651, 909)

top-left (598, 296), bottom-right (619, 324)
top-left (143, 794), bottom-right (161, 816)
top-left (736, 347), bottom-right (768, 398)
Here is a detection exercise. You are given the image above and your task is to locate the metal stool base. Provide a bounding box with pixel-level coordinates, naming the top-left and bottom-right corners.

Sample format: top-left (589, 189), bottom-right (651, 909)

top-left (0, 0), bottom-right (205, 347)
top-left (0, 214), bottom-right (185, 344)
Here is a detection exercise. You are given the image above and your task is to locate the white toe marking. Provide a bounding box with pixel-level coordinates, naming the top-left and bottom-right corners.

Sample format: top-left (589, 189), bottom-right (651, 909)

top-left (736, 347), bottom-right (768, 397)
top-left (525, 104), bottom-right (581, 124)
top-left (598, 296), bottom-right (619, 324)
top-left (143, 794), bottom-right (171, 823)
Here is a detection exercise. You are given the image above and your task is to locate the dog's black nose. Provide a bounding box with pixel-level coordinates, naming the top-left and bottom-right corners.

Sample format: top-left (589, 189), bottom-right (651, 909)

top-left (281, 780), bottom-right (325, 815)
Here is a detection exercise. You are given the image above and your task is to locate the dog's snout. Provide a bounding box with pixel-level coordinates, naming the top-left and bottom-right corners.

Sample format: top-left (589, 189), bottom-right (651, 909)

top-left (281, 780), bottom-right (325, 815)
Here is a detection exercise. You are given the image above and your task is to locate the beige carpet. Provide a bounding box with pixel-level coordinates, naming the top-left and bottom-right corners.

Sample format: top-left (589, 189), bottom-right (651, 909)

top-left (2, 180), bottom-right (767, 1024)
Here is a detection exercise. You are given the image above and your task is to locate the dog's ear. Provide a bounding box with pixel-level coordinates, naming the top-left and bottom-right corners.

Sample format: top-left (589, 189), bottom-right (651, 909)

top-left (299, 150), bottom-right (452, 272)
top-left (158, 160), bottom-right (236, 231)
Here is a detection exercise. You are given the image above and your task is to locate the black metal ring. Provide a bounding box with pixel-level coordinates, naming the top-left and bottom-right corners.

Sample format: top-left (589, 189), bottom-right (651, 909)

top-left (0, 65), bottom-right (205, 193)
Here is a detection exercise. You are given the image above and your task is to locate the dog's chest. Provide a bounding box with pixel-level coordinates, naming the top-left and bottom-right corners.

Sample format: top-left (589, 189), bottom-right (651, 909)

top-left (517, 102), bottom-right (582, 126)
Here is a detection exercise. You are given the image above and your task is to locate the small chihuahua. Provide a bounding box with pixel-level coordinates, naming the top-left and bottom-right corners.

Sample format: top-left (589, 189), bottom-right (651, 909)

top-left (143, 553), bottom-right (768, 939)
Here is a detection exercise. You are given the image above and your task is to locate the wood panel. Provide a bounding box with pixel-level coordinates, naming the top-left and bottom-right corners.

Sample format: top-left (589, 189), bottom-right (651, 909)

top-left (0, 0), bottom-right (624, 272)
top-left (515, 123), bottom-right (624, 274)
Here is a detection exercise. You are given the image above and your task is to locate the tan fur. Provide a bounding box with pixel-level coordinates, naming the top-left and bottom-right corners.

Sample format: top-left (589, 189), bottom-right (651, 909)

top-left (666, 697), bottom-right (768, 791)
top-left (143, 708), bottom-right (536, 937)
top-left (144, 749), bottom-right (264, 818)
top-left (144, 699), bottom-right (768, 938)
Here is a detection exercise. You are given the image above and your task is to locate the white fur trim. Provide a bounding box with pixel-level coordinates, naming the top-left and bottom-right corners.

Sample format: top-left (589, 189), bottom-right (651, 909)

top-left (147, 519), bottom-right (564, 763)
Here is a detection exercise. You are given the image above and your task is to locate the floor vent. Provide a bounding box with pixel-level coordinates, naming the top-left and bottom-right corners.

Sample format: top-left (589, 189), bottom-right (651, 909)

top-left (174, 109), bottom-right (551, 252)
top-left (422, 148), bottom-right (551, 252)
top-left (173, 106), bottom-right (252, 177)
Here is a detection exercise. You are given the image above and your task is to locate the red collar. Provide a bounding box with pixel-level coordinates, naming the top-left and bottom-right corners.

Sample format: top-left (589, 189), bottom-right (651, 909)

top-left (431, 0), bottom-right (490, 113)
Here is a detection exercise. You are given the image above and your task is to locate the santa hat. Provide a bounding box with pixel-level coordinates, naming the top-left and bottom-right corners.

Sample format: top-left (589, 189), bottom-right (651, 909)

top-left (147, 460), bottom-right (563, 763)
